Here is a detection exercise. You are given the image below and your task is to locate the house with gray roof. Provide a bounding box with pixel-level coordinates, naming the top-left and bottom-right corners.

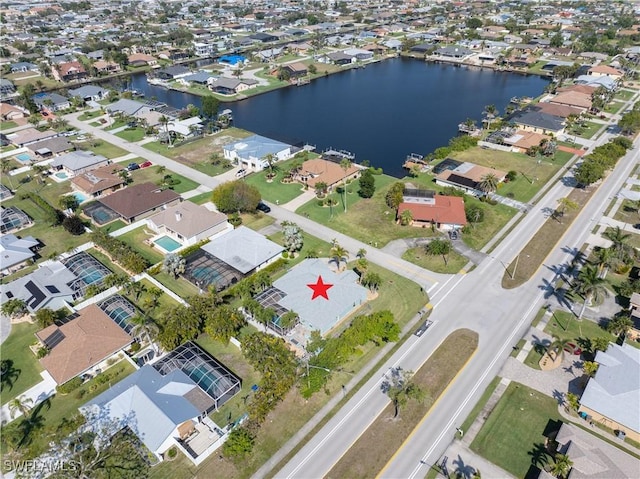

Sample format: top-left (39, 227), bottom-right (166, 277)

top-left (202, 225), bottom-right (283, 274)
top-left (179, 71), bottom-right (215, 86)
top-left (105, 98), bottom-right (156, 117)
top-left (0, 79), bottom-right (16, 98)
top-left (82, 365), bottom-right (216, 460)
top-left (32, 92), bottom-right (71, 112)
top-left (68, 85), bottom-right (108, 102)
top-left (156, 65), bottom-right (191, 80)
top-left (222, 133), bottom-right (292, 171)
top-left (0, 234), bottom-right (39, 275)
top-left (10, 62), bottom-right (39, 73)
top-left (434, 46), bottom-right (474, 58)
top-left (509, 108), bottom-right (565, 136)
top-left (207, 76), bottom-right (258, 95)
top-left (579, 343), bottom-right (640, 443)
top-left (51, 150), bottom-right (109, 176)
top-left (28, 136), bottom-right (74, 158)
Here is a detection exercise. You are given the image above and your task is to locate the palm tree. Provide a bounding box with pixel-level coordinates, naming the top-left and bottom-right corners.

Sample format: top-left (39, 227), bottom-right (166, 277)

top-left (582, 361), bottom-right (598, 378)
top-left (483, 104), bottom-right (498, 130)
top-left (357, 248), bottom-right (367, 259)
top-left (602, 227), bottom-right (634, 264)
top-left (574, 264), bottom-right (609, 320)
top-left (129, 281), bottom-right (147, 301)
top-left (547, 336), bottom-right (571, 362)
top-left (555, 197), bottom-right (578, 223)
top-left (156, 165), bottom-right (166, 175)
top-left (8, 396), bottom-right (33, 419)
top-left (130, 315), bottom-right (159, 352)
top-left (263, 153), bottom-right (277, 179)
top-left (592, 247), bottom-right (614, 278)
top-left (31, 164), bottom-right (48, 185)
top-left (340, 158), bottom-right (352, 212)
top-left (330, 244), bottom-right (349, 271)
top-left (1, 158), bottom-right (15, 189)
top-left (549, 453), bottom-right (573, 479)
top-left (478, 173), bottom-right (499, 196)
top-left (159, 115), bottom-right (170, 145)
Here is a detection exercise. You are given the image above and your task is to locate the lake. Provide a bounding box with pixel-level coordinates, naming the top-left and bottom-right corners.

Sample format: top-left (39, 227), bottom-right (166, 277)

top-left (129, 58), bottom-right (549, 178)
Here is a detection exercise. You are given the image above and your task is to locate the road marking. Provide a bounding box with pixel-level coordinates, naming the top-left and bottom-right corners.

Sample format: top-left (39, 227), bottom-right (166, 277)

top-left (431, 274), bottom-right (467, 309)
top-left (375, 349), bottom-right (478, 479)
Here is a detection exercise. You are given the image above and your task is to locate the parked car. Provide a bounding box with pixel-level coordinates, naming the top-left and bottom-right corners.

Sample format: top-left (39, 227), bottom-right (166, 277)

top-left (235, 168), bottom-right (246, 178)
top-left (139, 161), bottom-right (152, 168)
top-left (256, 202), bottom-right (271, 213)
top-left (449, 230), bottom-right (459, 240)
top-left (127, 162), bottom-right (140, 171)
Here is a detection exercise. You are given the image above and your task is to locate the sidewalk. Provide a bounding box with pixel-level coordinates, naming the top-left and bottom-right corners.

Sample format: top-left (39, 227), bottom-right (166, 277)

top-left (0, 371), bottom-right (56, 425)
top-left (280, 189), bottom-right (316, 212)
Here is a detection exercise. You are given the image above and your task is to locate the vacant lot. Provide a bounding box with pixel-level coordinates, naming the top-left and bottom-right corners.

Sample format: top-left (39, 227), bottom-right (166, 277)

top-left (328, 329), bottom-right (479, 478)
top-left (471, 382), bottom-right (561, 478)
top-left (402, 245), bottom-right (468, 274)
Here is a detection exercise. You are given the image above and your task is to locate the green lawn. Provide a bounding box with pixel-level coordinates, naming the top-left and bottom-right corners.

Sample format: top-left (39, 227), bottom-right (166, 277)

top-left (117, 227), bottom-right (165, 265)
top-left (0, 121), bottom-right (18, 130)
top-left (191, 161), bottom-right (234, 177)
top-left (188, 191), bottom-right (214, 205)
top-left (244, 170), bottom-right (305, 204)
top-left (86, 248), bottom-right (129, 276)
top-left (0, 323), bottom-right (44, 405)
top-left (98, 219), bottom-right (127, 234)
top-left (461, 202), bottom-right (515, 250)
top-left (239, 212), bottom-right (276, 231)
top-left (471, 382), bottom-right (561, 478)
top-left (152, 272), bottom-right (199, 299)
top-left (143, 127), bottom-right (251, 160)
top-left (115, 127), bottom-right (146, 142)
top-left (267, 231), bottom-right (333, 270)
top-left (125, 164), bottom-right (199, 194)
top-left (402, 245), bottom-right (468, 274)
top-left (122, 278), bottom-right (181, 322)
top-left (86, 141), bottom-right (128, 159)
top-left (459, 376), bottom-right (502, 435)
top-left (604, 101), bottom-right (625, 115)
top-left (106, 119), bottom-right (128, 131)
top-left (78, 110), bottom-right (103, 121)
top-left (571, 121), bottom-right (603, 140)
top-left (614, 89), bottom-right (635, 101)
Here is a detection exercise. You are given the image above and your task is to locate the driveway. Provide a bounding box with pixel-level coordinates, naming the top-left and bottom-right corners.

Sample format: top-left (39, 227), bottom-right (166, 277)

top-left (0, 314), bottom-right (10, 344)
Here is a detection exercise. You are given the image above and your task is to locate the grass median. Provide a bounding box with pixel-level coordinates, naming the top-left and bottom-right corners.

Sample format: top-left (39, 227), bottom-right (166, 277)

top-left (327, 329), bottom-right (479, 479)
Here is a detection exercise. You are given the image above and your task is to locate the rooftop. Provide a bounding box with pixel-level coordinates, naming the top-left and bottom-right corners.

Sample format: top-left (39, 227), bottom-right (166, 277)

top-left (98, 183), bottom-right (181, 221)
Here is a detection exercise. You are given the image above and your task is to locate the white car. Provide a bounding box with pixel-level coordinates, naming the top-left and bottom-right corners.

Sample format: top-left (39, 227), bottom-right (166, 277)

top-left (235, 169), bottom-right (246, 177)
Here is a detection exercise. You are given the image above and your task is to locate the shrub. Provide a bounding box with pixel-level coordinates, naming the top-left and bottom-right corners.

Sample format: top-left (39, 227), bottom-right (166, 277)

top-left (74, 389), bottom-right (87, 400)
top-left (57, 376), bottom-right (83, 394)
top-left (178, 239), bottom-right (210, 258)
top-left (90, 230), bottom-right (150, 273)
top-left (129, 342), bottom-right (141, 353)
top-left (24, 193), bottom-right (63, 225)
top-left (505, 170), bottom-right (518, 182)
top-left (282, 251), bottom-right (289, 258)
top-left (167, 447), bottom-right (177, 459)
top-left (36, 346), bottom-right (49, 359)
top-left (62, 215), bottom-right (86, 235)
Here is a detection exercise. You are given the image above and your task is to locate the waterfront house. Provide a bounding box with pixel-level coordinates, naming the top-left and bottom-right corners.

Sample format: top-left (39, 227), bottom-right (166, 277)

top-left (97, 182), bottom-right (181, 223)
top-left (434, 161), bottom-right (506, 196)
top-left (343, 48), bottom-right (374, 60)
top-left (434, 46), bottom-right (474, 58)
top-left (575, 75), bottom-right (618, 91)
top-left (0, 234), bottom-right (39, 275)
top-left (92, 60), bottom-right (121, 75)
top-left (68, 85), bottom-right (108, 102)
top-left (295, 158), bottom-right (360, 189)
top-left (501, 130), bottom-right (551, 154)
top-left (578, 343), bottom-right (640, 443)
top-left (51, 150), bottom-right (109, 177)
top-left (282, 62), bottom-right (308, 78)
top-left (530, 102), bottom-right (583, 119)
top-left (587, 65), bottom-right (624, 80)
top-left (105, 98), bottom-right (156, 118)
top-left (70, 165), bottom-right (125, 199)
top-left (193, 42), bottom-right (217, 57)
top-left (397, 192), bottom-right (467, 231)
top-left (147, 201), bottom-right (232, 247)
top-left (179, 71), bottom-right (215, 86)
top-left (250, 32), bottom-right (278, 42)
top-left (322, 52), bottom-right (354, 65)
top-left (35, 304), bottom-right (132, 386)
top-left (549, 90), bottom-right (592, 112)
top-left (52, 61), bottom-right (87, 82)
top-left (509, 109), bottom-right (565, 136)
top-left (128, 53), bottom-right (158, 67)
top-left (32, 92), bottom-right (71, 112)
top-left (207, 77), bottom-right (258, 95)
top-left (222, 134), bottom-right (292, 171)
top-left (256, 47), bottom-right (284, 62)
top-left (156, 65), bottom-right (192, 80)
top-left (166, 117), bottom-right (204, 139)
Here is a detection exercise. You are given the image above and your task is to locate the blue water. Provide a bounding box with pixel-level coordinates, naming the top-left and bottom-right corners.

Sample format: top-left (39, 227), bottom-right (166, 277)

top-left (71, 192), bottom-right (88, 203)
top-left (155, 235), bottom-right (181, 252)
top-left (128, 59), bottom-right (549, 177)
top-left (55, 172), bottom-right (69, 179)
top-left (16, 153), bottom-right (31, 162)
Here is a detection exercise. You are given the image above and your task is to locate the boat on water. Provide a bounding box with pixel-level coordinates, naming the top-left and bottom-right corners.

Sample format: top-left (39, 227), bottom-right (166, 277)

top-left (403, 153), bottom-right (431, 172)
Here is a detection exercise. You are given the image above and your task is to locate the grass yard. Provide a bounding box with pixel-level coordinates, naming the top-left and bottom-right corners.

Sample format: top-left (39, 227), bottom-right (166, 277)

top-left (122, 278), bottom-right (181, 322)
top-left (571, 121), bottom-right (603, 140)
top-left (604, 101), bottom-right (625, 115)
top-left (244, 171), bottom-right (305, 205)
top-left (267, 231), bottom-right (333, 270)
top-left (188, 191), bottom-right (214, 205)
top-left (152, 271), bottom-right (199, 299)
top-left (125, 164), bottom-right (199, 194)
top-left (86, 247), bottom-right (128, 276)
top-left (328, 329), bottom-right (479, 478)
top-left (85, 141), bottom-right (128, 159)
top-left (143, 127), bottom-right (251, 161)
top-left (402, 245), bottom-right (468, 274)
top-left (502, 186), bottom-right (592, 288)
top-left (614, 89), bottom-right (635, 101)
top-left (117, 227), bottom-right (165, 265)
top-left (471, 382), bottom-right (561, 478)
top-left (78, 110), bottom-right (103, 121)
top-left (459, 376), bottom-right (502, 434)
top-left (239, 212), bottom-right (275, 231)
top-left (0, 121), bottom-right (19, 130)
top-left (0, 322), bottom-right (44, 405)
top-left (98, 219), bottom-right (127, 234)
top-left (115, 127), bottom-right (146, 142)
top-left (105, 119), bottom-right (128, 131)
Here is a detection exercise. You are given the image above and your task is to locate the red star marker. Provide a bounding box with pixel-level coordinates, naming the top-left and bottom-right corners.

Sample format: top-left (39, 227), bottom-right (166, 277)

top-left (307, 275), bottom-right (333, 300)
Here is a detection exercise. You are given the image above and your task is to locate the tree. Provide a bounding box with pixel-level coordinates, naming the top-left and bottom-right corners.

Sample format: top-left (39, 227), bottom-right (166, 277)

top-left (466, 18), bottom-right (483, 29)
top-left (606, 314), bottom-right (633, 336)
top-left (465, 204), bottom-right (484, 226)
top-left (549, 453), bottom-right (573, 479)
top-left (34, 308), bottom-right (57, 328)
top-left (618, 109), bottom-right (640, 135)
top-left (282, 221), bottom-right (304, 255)
top-left (330, 244), bottom-right (349, 271)
top-left (1, 298), bottom-right (27, 319)
top-left (223, 427), bottom-right (254, 459)
top-left (162, 253), bottom-right (186, 278)
top-left (478, 173), bottom-right (499, 196)
top-left (314, 181), bottom-right (328, 197)
top-left (339, 158), bottom-right (352, 212)
top-left (385, 182), bottom-right (405, 209)
top-left (574, 264), bottom-right (609, 320)
top-left (400, 208), bottom-right (413, 226)
top-left (1, 158), bottom-right (15, 189)
top-left (554, 197), bottom-right (578, 223)
top-left (62, 215), bottom-right (86, 235)
top-left (574, 160), bottom-right (605, 187)
top-left (158, 114), bottom-right (170, 145)
top-left (483, 104), bottom-right (498, 130)
top-left (592, 247), bottom-right (614, 278)
top-left (591, 337), bottom-right (610, 353)
top-left (358, 169), bottom-right (375, 198)
top-left (550, 32), bottom-right (563, 48)
top-left (263, 153), bottom-right (277, 179)
top-left (566, 392), bottom-right (580, 411)
top-left (382, 368), bottom-right (425, 418)
top-left (582, 361), bottom-right (598, 378)
top-left (425, 239), bottom-right (452, 266)
top-left (205, 305), bottom-right (246, 343)
top-left (602, 226), bottom-right (634, 264)
top-left (8, 396), bottom-right (33, 419)
top-left (130, 314), bottom-right (159, 350)
top-left (211, 180), bottom-right (261, 213)
top-left (362, 272), bottom-right (382, 292)
top-left (547, 336), bottom-right (571, 362)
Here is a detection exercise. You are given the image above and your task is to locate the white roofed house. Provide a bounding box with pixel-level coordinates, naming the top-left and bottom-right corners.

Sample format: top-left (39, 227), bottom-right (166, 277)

top-left (146, 201), bottom-right (232, 248)
top-left (166, 117), bottom-right (204, 140)
top-left (0, 234), bottom-right (39, 275)
top-left (222, 134), bottom-right (292, 171)
top-left (51, 150), bottom-right (109, 177)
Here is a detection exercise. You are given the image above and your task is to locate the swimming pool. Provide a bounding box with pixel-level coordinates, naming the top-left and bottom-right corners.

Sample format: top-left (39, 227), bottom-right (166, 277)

top-left (15, 153), bottom-right (31, 163)
top-left (83, 203), bottom-right (119, 225)
top-left (154, 235), bottom-right (181, 252)
top-left (55, 172), bottom-right (69, 180)
top-left (71, 192), bottom-right (89, 203)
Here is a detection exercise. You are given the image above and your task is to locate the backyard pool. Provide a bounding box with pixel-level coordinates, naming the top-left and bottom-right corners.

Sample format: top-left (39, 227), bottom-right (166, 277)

top-left (15, 153), bottom-right (32, 163)
top-left (71, 191), bottom-right (89, 203)
top-left (83, 203), bottom-right (120, 225)
top-left (154, 235), bottom-right (182, 252)
top-left (55, 171), bottom-right (69, 180)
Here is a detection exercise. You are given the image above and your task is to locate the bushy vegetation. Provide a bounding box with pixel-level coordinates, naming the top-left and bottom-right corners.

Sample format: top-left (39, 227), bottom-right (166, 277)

top-left (56, 376), bottom-right (83, 394)
top-left (90, 230), bottom-right (150, 273)
top-left (22, 192), bottom-right (63, 225)
top-left (432, 135), bottom-right (478, 160)
top-left (574, 137), bottom-right (632, 186)
top-left (211, 180), bottom-right (261, 213)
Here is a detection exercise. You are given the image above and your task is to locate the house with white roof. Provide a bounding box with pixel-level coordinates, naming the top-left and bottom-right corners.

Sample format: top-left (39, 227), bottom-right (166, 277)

top-left (578, 343), bottom-right (640, 442)
top-left (222, 134), bottom-right (292, 171)
top-left (167, 117), bottom-right (204, 139)
top-left (146, 200), bottom-right (232, 247)
top-left (51, 150), bottom-right (109, 176)
top-left (0, 234), bottom-right (39, 275)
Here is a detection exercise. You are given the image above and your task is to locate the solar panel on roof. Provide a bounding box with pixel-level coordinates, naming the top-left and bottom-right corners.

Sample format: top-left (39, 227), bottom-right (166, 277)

top-left (42, 328), bottom-right (65, 349)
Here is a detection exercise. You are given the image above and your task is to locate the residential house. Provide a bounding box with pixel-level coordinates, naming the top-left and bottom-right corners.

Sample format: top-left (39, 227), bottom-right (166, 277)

top-left (165, 117), bottom-right (204, 140)
top-left (32, 92), bottom-right (71, 112)
top-left (281, 62), bottom-right (308, 78)
top-left (222, 134), bottom-right (292, 171)
top-left (435, 161), bottom-right (506, 195)
top-left (10, 62), bottom-right (39, 73)
top-left (0, 103), bottom-right (27, 121)
top-left (202, 226), bottom-right (283, 275)
top-left (0, 79), bottom-right (16, 98)
top-left (5, 128), bottom-right (58, 147)
top-left (97, 182), bottom-right (181, 223)
top-left (207, 77), bottom-right (258, 95)
top-left (0, 234), bottom-right (39, 275)
top-left (321, 52), bottom-right (355, 65)
top-left (295, 158), bottom-right (360, 189)
top-left (147, 201), bottom-right (232, 247)
top-left (70, 165), bottom-right (125, 198)
top-left (157, 49), bottom-right (189, 62)
top-left (256, 47), bottom-right (284, 62)
top-left (105, 98), bottom-right (156, 118)
top-left (36, 304), bottom-right (132, 386)
top-left (68, 85), bottom-right (108, 102)
top-left (342, 48), bottom-right (374, 60)
top-left (501, 130), bottom-right (551, 154)
top-left (28, 137), bottom-right (75, 158)
top-left (51, 150), bottom-right (109, 177)
top-left (531, 102), bottom-right (583, 119)
top-left (92, 60), bottom-right (121, 75)
top-left (575, 75), bottom-right (618, 91)
top-left (627, 292), bottom-right (640, 341)
top-left (249, 32), bottom-right (278, 42)
top-left (434, 46), bottom-right (474, 58)
top-left (579, 343), bottom-right (640, 443)
top-left (510, 109), bottom-right (566, 136)
top-left (52, 61), bottom-right (87, 82)
top-left (128, 53), bottom-right (158, 67)
top-left (155, 66), bottom-right (192, 80)
top-left (397, 191), bottom-right (467, 230)
top-left (193, 42), bottom-right (217, 57)
top-left (179, 71), bottom-right (215, 86)
top-left (587, 65), bottom-right (624, 80)
top-left (549, 90), bottom-right (592, 112)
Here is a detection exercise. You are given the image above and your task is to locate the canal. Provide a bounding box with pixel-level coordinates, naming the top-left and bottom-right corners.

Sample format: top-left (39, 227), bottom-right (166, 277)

top-left (129, 58), bottom-right (549, 178)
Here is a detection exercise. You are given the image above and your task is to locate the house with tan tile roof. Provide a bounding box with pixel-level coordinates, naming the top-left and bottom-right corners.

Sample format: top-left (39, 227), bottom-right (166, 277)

top-left (147, 200), bottom-right (232, 247)
top-left (549, 90), bottom-right (592, 111)
top-left (70, 165), bottom-right (125, 198)
top-left (35, 304), bottom-right (132, 385)
top-left (295, 158), bottom-right (361, 189)
top-left (435, 161), bottom-right (505, 195)
top-left (587, 65), bottom-right (623, 79)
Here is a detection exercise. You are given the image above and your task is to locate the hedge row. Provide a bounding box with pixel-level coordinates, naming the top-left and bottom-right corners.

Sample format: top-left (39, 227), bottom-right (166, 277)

top-left (90, 230), bottom-right (150, 274)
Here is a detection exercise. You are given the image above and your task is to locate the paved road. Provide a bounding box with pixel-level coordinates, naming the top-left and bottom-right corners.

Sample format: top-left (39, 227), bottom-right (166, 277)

top-left (273, 126), bottom-right (640, 476)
